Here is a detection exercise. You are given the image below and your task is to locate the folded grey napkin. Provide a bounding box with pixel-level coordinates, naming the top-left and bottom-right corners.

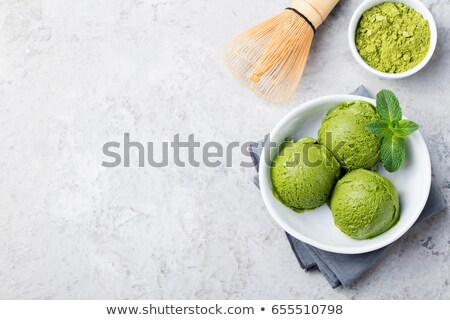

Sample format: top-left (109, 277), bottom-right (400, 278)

top-left (249, 86), bottom-right (447, 288)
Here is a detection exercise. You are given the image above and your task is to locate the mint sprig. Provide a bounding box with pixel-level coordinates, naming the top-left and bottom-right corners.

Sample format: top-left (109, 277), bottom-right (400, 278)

top-left (366, 89), bottom-right (419, 173)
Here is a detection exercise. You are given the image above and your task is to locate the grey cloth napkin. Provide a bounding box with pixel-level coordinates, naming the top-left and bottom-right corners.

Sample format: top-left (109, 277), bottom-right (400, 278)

top-left (249, 86), bottom-right (447, 288)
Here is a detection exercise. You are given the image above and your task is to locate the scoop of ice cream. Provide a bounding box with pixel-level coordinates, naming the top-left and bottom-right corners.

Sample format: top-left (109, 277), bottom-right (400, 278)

top-left (330, 169), bottom-right (400, 240)
top-left (271, 137), bottom-right (341, 211)
top-left (318, 101), bottom-right (381, 170)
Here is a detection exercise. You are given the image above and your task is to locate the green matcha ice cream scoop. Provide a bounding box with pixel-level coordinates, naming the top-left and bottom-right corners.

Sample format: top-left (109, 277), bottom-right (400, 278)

top-left (318, 101), bottom-right (381, 171)
top-left (330, 169), bottom-right (400, 240)
top-left (271, 137), bottom-right (341, 212)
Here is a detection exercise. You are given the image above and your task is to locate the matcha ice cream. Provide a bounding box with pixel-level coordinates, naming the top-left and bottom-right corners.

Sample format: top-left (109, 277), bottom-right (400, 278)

top-left (330, 169), bottom-right (400, 240)
top-left (318, 101), bottom-right (381, 170)
top-left (271, 137), bottom-right (341, 212)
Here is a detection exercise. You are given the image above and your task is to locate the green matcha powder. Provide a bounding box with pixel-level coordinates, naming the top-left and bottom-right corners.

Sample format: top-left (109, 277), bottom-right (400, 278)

top-left (355, 2), bottom-right (431, 73)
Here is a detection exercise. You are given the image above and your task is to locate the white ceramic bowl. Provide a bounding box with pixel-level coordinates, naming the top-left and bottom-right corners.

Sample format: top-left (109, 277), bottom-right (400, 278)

top-left (259, 95), bottom-right (431, 254)
top-left (348, 0), bottom-right (437, 79)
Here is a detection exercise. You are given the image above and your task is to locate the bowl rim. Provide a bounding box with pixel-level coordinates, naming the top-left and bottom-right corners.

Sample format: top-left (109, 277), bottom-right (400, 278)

top-left (259, 94), bottom-right (431, 254)
top-left (348, 0), bottom-right (438, 79)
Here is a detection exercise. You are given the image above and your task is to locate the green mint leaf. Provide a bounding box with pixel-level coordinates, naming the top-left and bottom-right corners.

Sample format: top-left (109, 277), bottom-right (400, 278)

top-left (393, 119), bottom-right (420, 138)
top-left (376, 89), bottom-right (402, 122)
top-left (389, 120), bottom-right (399, 130)
top-left (366, 120), bottom-right (391, 137)
top-left (381, 135), bottom-right (405, 173)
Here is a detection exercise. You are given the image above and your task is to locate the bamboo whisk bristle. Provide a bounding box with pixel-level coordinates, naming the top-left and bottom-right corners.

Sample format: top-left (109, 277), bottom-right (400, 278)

top-left (224, 9), bottom-right (315, 103)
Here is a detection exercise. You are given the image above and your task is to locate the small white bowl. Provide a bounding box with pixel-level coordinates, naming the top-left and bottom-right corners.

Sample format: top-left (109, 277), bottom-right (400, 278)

top-left (348, 0), bottom-right (437, 79)
top-left (259, 95), bottom-right (431, 254)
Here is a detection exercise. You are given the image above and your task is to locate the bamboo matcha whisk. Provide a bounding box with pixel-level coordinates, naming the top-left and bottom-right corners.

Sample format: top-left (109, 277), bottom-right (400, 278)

top-left (224, 0), bottom-right (339, 103)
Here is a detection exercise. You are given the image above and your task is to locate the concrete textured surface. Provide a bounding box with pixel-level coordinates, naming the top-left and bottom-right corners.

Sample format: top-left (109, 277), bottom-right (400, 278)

top-left (0, 0), bottom-right (449, 299)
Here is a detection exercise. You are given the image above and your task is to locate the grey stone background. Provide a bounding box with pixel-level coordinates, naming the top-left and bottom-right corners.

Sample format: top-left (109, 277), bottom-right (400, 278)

top-left (0, 0), bottom-right (448, 299)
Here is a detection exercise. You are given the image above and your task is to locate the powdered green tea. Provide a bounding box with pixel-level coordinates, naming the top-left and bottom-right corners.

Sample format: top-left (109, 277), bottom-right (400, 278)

top-left (356, 2), bottom-right (430, 73)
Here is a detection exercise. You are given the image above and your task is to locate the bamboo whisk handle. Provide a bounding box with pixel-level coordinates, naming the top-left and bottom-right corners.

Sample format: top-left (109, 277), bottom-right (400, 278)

top-left (291, 0), bottom-right (339, 29)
